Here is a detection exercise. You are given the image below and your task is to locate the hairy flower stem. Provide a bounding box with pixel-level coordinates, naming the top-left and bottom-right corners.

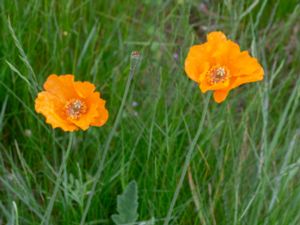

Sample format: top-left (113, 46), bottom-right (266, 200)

top-left (80, 52), bottom-right (141, 225)
top-left (41, 133), bottom-right (74, 225)
top-left (164, 94), bottom-right (210, 225)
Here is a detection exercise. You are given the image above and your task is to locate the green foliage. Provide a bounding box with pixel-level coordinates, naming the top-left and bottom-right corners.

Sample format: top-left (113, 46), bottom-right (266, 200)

top-left (139, 217), bottom-right (155, 225)
top-left (0, 0), bottom-right (300, 225)
top-left (112, 181), bottom-right (139, 225)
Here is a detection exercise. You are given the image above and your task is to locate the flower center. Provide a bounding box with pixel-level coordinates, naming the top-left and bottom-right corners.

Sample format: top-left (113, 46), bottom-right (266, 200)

top-left (65, 99), bottom-right (87, 120)
top-left (206, 65), bottom-right (230, 85)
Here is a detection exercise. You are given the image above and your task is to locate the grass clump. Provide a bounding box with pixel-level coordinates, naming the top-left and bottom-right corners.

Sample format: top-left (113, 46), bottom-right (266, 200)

top-left (0, 0), bottom-right (300, 224)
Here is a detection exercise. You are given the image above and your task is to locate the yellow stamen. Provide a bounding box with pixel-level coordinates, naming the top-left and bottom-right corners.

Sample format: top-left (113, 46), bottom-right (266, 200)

top-left (206, 65), bottom-right (230, 85)
top-left (65, 99), bottom-right (87, 120)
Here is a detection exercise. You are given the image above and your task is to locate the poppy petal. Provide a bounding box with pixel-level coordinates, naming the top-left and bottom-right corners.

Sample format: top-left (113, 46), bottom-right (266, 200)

top-left (91, 105), bottom-right (109, 127)
top-left (74, 81), bottom-right (96, 98)
top-left (207, 31), bottom-right (227, 44)
top-left (70, 92), bottom-right (104, 130)
top-left (44, 74), bottom-right (78, 101)
top-left (185, 58), bottom-right (209, 82)
top-left (35, 91), bottom-right (78, 131)
top-left (213, 90), bottom-right (229, 103)
top-left (184, 31), bottom-right (264, 103)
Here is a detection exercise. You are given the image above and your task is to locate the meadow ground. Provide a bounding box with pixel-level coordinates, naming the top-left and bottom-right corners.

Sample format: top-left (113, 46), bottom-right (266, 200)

top-left (0, 0), bottom-right (300, 224)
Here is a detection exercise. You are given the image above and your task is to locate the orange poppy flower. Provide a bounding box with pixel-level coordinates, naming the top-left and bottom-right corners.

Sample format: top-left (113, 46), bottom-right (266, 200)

top-left (35, 74), bottom-right (109, 131)
top-left (185, 31), bottom-right (264, 103)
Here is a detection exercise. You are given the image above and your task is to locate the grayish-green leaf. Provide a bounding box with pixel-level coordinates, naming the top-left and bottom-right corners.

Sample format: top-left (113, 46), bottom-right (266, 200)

top-left (111, 180), bottom-right (138, 225)
top-left (139, 217), bottom-right (155, 225)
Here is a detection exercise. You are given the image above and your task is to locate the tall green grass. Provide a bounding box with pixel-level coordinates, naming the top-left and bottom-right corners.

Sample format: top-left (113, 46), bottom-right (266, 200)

top-left (0, 0), bottom-right (300, 224)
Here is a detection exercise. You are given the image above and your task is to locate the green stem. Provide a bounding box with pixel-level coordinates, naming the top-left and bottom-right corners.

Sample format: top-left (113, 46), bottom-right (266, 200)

top-left (164, 94), bottom-right (210, 225)
top-left (80, 52), bottom-right (140, 225)
top-left (41, 133), bottom-right (74, 225)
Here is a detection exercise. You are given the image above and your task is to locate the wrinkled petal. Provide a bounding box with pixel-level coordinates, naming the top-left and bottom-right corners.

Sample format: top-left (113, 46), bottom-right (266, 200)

top-left (91, 99), bottom-right (109, 127)
top-left (207, 31), bottom-right (227, 44)
top-left (208, 79), bottom-right (230, 91)
top-left (184, 31), bottom-right (264, 103)
top-left (220, 40), bottom-right (241, 65)
top-left (229, 51), bottom-right (263, 77)
top-left (199, 78), bottom-right (230, 92)
top-left (35, 91), bottom-right (78, 131)
top-left (199, 80), bottom-right (210, 93)
top-left (69, 92), bottom-right (106, 130)
top-left (213, 90), bottom-right (229, 103)
top-left (185, 57), bottom-right (209, 82)
top-left (44, 74), bottom-right (78, 101)
top-left (229, 69), bottom-right (264, 89)
top-left (35, 74), bottom-right (109, 131)
top-left (74, 81), bottom-right (95, 98)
